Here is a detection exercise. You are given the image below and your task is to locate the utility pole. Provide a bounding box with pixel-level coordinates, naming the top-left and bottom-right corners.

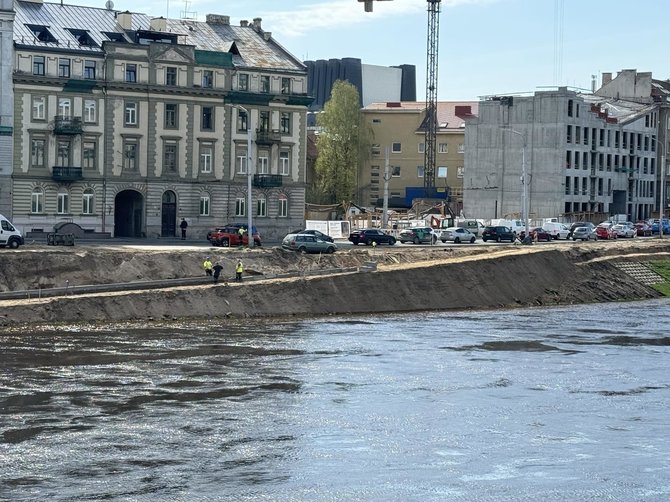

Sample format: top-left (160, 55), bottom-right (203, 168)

top-left (382, 147), bottom-right (391, 228)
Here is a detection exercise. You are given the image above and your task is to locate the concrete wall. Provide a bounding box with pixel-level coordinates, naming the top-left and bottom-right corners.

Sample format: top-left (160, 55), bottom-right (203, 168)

top-left (361, 64), bottom-right (403, 107)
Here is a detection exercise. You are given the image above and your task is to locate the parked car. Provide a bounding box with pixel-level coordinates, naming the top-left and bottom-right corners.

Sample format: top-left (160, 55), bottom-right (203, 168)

top-left (289, 229), bottom-right (334, 242)
top-left (208, 225), bottom-right (262, 247)
top-left (635, 222), bottom-right (653, 237)
top-left (282, 233), bottom-right (337, 254)
top-left (650, 219), bottom-right (670, 235)
top-left (482, 226), bottom-right (516, 243)
top-left (399, 227), bottom-right (438, 244)
top-left (612, 223), bottom-right (636, 238)
top-left (595, 223), bottom-right (617, 240)
top-left (542, 222), bottom-right (570, 240)
top-left (348, 228), bottom-right (396, 246)
top-left (440, 227), bottom-right (476, 244)
top-left (530, 227), bottom-right (552, 242)
top-left (568, 222), bottom-right (594, 239)
top-left (572, 226), bottom-right (597, 241)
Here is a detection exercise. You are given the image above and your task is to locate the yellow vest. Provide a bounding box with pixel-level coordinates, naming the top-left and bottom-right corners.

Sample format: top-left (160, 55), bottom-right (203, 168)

top-left (236, 262), bottom-right (243, 273)
top-left (204, 260), bottom-right (213, 270)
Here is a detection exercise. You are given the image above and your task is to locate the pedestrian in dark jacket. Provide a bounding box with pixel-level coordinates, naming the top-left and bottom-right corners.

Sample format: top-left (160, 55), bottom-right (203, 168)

top-left (180, 218), bottom-right (188, 240)
top-left (212, 262), bottom-right (224, 282)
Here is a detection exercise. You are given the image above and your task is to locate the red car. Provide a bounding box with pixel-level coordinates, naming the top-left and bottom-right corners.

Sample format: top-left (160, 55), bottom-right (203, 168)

top-left (529, 227), bottom-right (552, 242)
top-left (595, 223), bottom-right (617, 240)
top-left (635, 222), bottom-right (652, 237)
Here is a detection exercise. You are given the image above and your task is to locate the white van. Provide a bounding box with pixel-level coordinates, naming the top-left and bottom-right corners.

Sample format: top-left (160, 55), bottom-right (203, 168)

top-left (0, 214), bottom-right (24, 249)
top-left (456, 219), bottom-right (485, 237)
top-left (542, 221), bottom-right (569, 240)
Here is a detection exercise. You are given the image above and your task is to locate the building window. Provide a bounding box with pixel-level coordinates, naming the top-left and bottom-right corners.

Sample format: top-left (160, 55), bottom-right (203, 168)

top-left (280, 151), bottom-right (290, 175)
top-left (200, 143), bottom-right (213, 173)
top-left (84, 99), bottom-right (96, 123)
top-left (237, 110), bottom-right (248, 132)
top-left (237, 151), bottom-right (247, 174)
top-left (457, 166), bottom-right (464, 178)
top-left (567, 99), bottom-right (573, 117)
top-left (199, 194), bottom-right (210, 216)
top-left (58, 98), bottom-right (72, 119)
top-left (124, 102), bottom-right (137, 126)
top-left (82, 189), bottom-right (94, 215)
top-left (260, 75), bottom-right (270, 93)
top-left (257, 196), bottom-right (267, 217)
top-left (125, 63), bottom-right (137, 83)
top-left (164, 103), bottom-right (178, 128)
top-left (280, 112), bottom-right (291, 134)
top-left (201, 106), bottom-right (213, 131)
top-left (31, 189), bottom-right (44, 213)
top-left (235, 197), bottom-right (246, 216)
top-left (258, 155), bottom-right (269, 174)
top-left (165, 66), bottom-right (177, 86)
top-left (278, 195), bottom-right (288, 217)
top-left (259, 111), bottom-right (270, 132)
top-left (84, 60), bottom-right (96, 79)
top-left (202, 70), bottom-right (213, 88)
top-left (56, 139), bottom-right (71, 166)
top-left (567, 125), bottom-right (572, 143)
top-left (83, 140), bottom-right (97, 169)
top-left (123, 139), bottom-right (138, 170)
top-left (163, 142), bottom-right (177, 172)
top-left (391, 166), bottom-right (401, 177)
top-left (33, 55), bottom-right (45, 76)
top-left (417, 166), bottom-right (425, 178)
top-left (58, 58), bottom-right (71, 78)
top-left (438, 143), bottom-right (448, 153)
top-left (457, 144), bottom-right (464, 153)
top-left (57, 191), bottom-right (69, 214)
top-left (437, 166), bottom-right (448, 178)
top-left (238, 73), bottom-right (249, 91)
top-left (31, 138), bottom-right (46, 167)
top-left (32, 96), bottom-right (46, 120)
top-left (391, 142), bottom-right (401, 153)
top-left (281, 77), bottom-right (291, 94)
top-left (418, 143), bottom-right (425, 154)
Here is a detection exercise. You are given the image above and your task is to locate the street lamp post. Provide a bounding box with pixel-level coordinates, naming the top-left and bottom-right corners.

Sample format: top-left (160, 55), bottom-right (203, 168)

top-left (650, 134), bottom-right (665, 239)
top-left (230, 104), bottom-right (254, 248)
top-left (502, 128), bottom-right (529, 235)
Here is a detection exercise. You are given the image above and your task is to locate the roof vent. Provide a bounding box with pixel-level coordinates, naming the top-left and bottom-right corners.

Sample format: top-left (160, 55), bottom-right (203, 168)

top-left (206, 14), bottom-right (230, 25)
top-left (263, 32), bottom-right (272, 41)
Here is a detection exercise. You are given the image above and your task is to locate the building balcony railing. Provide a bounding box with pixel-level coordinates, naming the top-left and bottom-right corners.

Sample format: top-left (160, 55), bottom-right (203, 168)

top-left (255, 129), bottom-right (282, 145)
top-left (253, 174), bottom-right (283, 188)
top-left (52, 166), bottom-right (83, 181)
top-left (53, 116), bottom-right (83, 135)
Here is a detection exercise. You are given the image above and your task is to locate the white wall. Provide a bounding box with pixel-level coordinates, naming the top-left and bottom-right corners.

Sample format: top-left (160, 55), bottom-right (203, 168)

top-left (361, 64), bottom-right (403, 107)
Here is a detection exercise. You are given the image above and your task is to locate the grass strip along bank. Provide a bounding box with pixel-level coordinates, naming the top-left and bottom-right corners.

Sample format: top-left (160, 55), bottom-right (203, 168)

top-left (647, 260), bottom-right (670, 296)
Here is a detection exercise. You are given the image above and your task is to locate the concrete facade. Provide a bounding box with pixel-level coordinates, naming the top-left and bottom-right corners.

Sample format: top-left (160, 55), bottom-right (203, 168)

top-left (11, 1), bottom-right (312, 240)
top-left (0, 0), bottom-right (14, 217)
top-left (464, 87), bottom-right (658, 223)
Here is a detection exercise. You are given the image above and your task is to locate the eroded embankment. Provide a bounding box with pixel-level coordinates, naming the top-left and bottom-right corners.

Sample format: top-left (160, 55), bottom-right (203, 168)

top-left (0, 247), bottom-right (663, 327)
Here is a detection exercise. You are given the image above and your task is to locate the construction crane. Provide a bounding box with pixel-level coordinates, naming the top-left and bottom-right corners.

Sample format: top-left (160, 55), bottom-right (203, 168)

top-left (423, 0), bottom-right (441, 191)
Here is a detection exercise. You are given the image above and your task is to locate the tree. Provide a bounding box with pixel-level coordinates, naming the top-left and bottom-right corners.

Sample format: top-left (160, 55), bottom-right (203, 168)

top-left (313, 80), bottom-right (370, 205)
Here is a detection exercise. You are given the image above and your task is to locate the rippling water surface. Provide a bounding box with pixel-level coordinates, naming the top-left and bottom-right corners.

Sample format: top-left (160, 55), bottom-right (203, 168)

top-left (2, 300), bottom-right (670, 501)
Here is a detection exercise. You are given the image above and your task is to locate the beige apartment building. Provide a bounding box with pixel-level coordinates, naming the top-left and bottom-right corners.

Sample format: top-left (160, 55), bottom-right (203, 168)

top-left (10, 1), bottom-right (311, 240)
top-left (359, 101), bottom-right (477, 216)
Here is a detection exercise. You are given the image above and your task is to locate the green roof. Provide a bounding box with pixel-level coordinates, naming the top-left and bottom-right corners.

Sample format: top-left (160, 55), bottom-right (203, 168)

top-left (195, 50), bottom-right (233, 68)
top-left (63, 79), bottom-right (96, 93)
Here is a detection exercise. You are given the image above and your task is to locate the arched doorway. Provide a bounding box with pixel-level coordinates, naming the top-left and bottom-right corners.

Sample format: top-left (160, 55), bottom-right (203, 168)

top-left (114, 190), bottom-right (144, 237)
top-left (161, 190), bottom-right (177, 237)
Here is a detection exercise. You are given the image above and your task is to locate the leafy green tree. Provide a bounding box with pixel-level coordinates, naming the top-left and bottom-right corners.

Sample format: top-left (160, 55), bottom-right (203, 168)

top-left (313, 80), bottom-right (370, 205)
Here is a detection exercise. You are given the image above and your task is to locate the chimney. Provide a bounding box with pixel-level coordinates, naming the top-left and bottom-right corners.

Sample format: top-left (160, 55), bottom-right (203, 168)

top-left (455, 105), bottom-right (472, 116)
top-left (602, 72), bottom-right (612, 86)
top-left (206, 14), bottom-right (230, 25)
top-left (240, 19), bottom-right (249, 27)
top-left (263, 32), bottom-right (272, 41)
top-left (252, 17), bottom-right (262, 31)
top-left (118, 11), bottom-right (132, 31)
top-left (150, 17), bottom-right (167, 32)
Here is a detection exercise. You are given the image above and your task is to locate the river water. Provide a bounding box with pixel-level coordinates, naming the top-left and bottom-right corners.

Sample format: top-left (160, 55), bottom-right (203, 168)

top-left (1, 299), bottom-right (670, 501)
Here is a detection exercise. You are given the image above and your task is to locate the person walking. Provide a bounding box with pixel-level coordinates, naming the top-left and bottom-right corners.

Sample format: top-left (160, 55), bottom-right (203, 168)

top-left (180, 218), bottom-right (188, 240)
top-left (235, 260), bottom-right (244, 282)
top-left (203, 256), bottom-right (213, 276)
top-left (212, 261), bottom-right (224, 283)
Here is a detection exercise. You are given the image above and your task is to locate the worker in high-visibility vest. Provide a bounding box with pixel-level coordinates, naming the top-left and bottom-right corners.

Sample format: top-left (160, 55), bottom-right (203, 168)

top-left (203, 256), bottom-right (213, 276)
top-left (235, 260), bottom-right (244, 282)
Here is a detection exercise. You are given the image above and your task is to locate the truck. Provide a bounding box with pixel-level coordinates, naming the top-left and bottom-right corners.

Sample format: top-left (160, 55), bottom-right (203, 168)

top-left (0, 214), bottom-right (24, 249)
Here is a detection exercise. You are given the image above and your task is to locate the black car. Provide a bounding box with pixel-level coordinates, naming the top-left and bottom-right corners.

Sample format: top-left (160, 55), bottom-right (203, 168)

top-left (348, 228), bottom-right (396, 246)
top-left (482, 226), bottom-right (516, 242)
top-left (289, 229), bottom-right (334, 242)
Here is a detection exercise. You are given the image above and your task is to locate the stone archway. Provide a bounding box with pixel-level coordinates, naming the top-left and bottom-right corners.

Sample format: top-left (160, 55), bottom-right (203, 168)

top-left (114, 190), bottom-right (144, 237)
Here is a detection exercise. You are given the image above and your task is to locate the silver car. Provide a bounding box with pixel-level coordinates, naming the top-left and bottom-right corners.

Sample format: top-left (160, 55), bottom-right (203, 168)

top-left (572, 226), bottom-right (597, 241)
top-left (440, 227), bottom-right (476, 244)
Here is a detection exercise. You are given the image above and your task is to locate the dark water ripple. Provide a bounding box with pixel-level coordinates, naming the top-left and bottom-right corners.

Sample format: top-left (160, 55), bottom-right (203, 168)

top-left (1, 299), bottom-right (670, 501)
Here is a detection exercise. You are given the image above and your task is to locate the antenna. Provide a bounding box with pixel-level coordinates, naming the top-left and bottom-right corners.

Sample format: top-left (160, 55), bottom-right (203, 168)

top-left (180, 0), bottom-right (197, 20)
top-left (105, 0), bottom-right (114, 10)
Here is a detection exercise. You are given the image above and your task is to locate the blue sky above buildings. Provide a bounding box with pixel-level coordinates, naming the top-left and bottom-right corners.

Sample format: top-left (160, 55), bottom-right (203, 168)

top-left (59, 0), bottom-right (670, 100)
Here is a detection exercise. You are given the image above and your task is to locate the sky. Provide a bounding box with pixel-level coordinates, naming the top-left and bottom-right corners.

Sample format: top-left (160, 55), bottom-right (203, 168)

top-left (62, 0), bottom-right (670, 101)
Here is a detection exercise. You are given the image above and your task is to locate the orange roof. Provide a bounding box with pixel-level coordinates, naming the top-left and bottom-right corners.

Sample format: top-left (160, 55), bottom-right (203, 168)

top-left (363, 101), bottom-right (479, 130)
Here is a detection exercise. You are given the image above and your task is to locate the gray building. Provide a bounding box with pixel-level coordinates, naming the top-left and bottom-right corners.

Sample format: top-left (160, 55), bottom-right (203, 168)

top-left (11, 1), bottom-right (312, 240)
top-left (464, 86), bottom-right (658, 223)
top-left (0, 0), bottom-right (14, 216)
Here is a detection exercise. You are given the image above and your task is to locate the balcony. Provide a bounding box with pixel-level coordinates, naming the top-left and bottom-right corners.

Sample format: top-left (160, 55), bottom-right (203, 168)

top-left (52, 166), bottom-right (83, 181)
top-left (255, 129), bottom-right (282, 145)
top-left (53, 116), bottom-right (83, 135)
top-left (253, 174), bottom-right (283, 188)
